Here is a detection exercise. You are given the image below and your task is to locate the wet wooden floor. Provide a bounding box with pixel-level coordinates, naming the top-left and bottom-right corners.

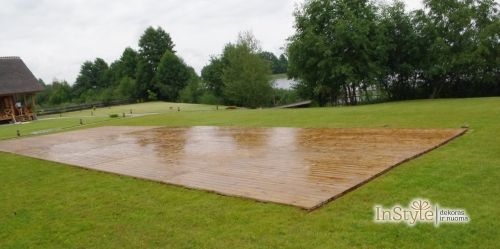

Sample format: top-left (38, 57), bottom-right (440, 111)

top-left (0, 126), bottom-right (466, 211)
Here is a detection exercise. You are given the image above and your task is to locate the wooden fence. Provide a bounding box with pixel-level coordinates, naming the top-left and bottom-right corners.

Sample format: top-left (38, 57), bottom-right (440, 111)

top-left (37, 100), bottom-right (131, 115)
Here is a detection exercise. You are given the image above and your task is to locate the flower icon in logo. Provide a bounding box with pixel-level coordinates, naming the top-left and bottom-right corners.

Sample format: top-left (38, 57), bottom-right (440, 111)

top-left (411, 200), bottom-right (431, 211)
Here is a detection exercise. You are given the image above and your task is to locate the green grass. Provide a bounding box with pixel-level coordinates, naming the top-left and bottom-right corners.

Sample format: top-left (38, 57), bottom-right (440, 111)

top-left (1, 102), bottom-right (227, 140)
top-left (270, 73), bottom-right (287, 80)
top-left (1, 97), bottom-right (499, 248)
top-left (40, 101), bottom-right (225, 119)
top-left (0, 116), bottom-right (115, 140)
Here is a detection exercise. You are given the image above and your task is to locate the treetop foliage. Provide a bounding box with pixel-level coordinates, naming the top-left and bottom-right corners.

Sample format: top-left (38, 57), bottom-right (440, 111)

top-left (138, 26), bottom-right (176, 71)
top-left (153, 51), bottom-right (191, 102)
top-left (36, 1), bottom-right (499, 109)
top-left (202, 31), bottom-right (274, 108)
top-left (222, 31), bottom-right (274, 108)
top-left (36, 26), bottom-right (195, 107)
top-left (259, 51), bottom-right (288, 74)
top-left (287, 0), bottom-right (500, 106)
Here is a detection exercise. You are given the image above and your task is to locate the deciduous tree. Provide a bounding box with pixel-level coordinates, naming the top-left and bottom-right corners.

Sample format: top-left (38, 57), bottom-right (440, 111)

top-left (222, 31), bottom-right (273, 108)
top-left (201, 56), bottom-right (225, 97)
top-left (419, 0), bottom-right (500, 98)
top-left (377, 0), bottom-right (419, 100)
top-left (153, 51), bottom-right (190, 101)
top-left (136, 26), bottom-right (176, 100)
top-left (286, 0), bottom-right (383, 106)
top-left (73, 58), bottom-right (110, 100)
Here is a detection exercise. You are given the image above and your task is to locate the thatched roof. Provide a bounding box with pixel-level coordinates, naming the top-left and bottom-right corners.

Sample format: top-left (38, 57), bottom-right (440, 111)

top-left (0, 56), bottom-right (44, 96)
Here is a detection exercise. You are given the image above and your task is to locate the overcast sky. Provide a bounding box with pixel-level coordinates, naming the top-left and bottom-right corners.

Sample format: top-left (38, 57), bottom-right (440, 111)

top-left (0, 0), bottom-right (462, 85)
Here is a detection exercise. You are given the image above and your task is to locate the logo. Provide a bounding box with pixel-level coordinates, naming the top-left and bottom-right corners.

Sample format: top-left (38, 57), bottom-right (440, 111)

top-left (374, 199), bottom-right (469, 227)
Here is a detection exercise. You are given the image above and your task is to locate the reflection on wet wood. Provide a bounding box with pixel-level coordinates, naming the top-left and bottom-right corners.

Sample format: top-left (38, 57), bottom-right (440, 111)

top-left (0, 126), bottom-right (466, 211)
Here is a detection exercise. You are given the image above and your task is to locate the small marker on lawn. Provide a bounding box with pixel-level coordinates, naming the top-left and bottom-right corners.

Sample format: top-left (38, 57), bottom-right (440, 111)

top-left (130, 109), bottom-right (132, 114)
top-left (91, 112), bottom-right (93, 115)
top-left (80, 119), bottom-right (82, 125)
top-left (17, 130), bottom-right (20, 137)
top-left (123, 112), bottom-right (125, 118)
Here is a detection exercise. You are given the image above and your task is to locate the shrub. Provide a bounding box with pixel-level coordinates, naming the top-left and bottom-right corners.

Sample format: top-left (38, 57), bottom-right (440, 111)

top-left (147, 90), bottom-right (157, 101)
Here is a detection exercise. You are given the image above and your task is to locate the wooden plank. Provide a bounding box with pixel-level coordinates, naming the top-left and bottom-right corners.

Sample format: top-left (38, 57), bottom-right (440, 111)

top-left (0, 126), bottom-right (466, 211)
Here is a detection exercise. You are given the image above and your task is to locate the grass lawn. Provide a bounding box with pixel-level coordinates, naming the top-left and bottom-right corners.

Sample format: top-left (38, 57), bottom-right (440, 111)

top-left (270, 73), bottom-right (287, 80)
top-left (40, 101), bottom-right (226, 119)
top-left (1, 97), bottom-right (499, 248)
top-left (0, 116), bottom-right (116, 140)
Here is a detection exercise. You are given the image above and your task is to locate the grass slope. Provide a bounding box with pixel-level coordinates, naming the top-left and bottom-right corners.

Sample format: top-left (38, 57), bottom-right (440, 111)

top-left (270, 73), bottom-right (287, 80)
top-left (1, 98), bottom-right (499, 248)
top-left (0, 116), bottom-right (114, 140)
top-left (40, 101), bottom-right (224, 119)
top-left (0, 102), bottom-right (225, 140)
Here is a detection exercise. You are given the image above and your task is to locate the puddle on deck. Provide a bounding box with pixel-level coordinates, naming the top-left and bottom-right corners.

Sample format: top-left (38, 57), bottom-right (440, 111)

top-left (0, 126), bottom-right (466, 211)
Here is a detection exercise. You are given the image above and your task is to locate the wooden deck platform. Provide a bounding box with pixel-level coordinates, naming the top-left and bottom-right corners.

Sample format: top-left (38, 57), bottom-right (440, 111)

top-left (0, 126), bottom-right (466, 211)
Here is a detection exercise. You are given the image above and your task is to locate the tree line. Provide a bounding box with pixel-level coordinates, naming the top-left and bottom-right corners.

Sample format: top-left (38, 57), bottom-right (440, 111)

top-left (35, 0), bottom-right (500, 109)
top-left (36, 27), bottom-right (290, 109)
top-left (286, 0), bottom-right (500, 106)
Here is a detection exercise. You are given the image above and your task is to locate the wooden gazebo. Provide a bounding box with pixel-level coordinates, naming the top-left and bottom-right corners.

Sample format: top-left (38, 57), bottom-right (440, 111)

top-left (0, 56), bottom-right (44, 123)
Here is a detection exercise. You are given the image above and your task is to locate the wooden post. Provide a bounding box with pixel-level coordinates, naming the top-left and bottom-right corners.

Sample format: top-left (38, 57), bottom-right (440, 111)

top-left (31, 93), bottom-right (36, 119)
top-left (9, 96), bottom-right (16, 123)
top-left (23, 94), bottom-right (27, 117)
top-left (0, 97), bottom-right (5, 110)
top-left (0, 98), bottom-right (4, 119)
